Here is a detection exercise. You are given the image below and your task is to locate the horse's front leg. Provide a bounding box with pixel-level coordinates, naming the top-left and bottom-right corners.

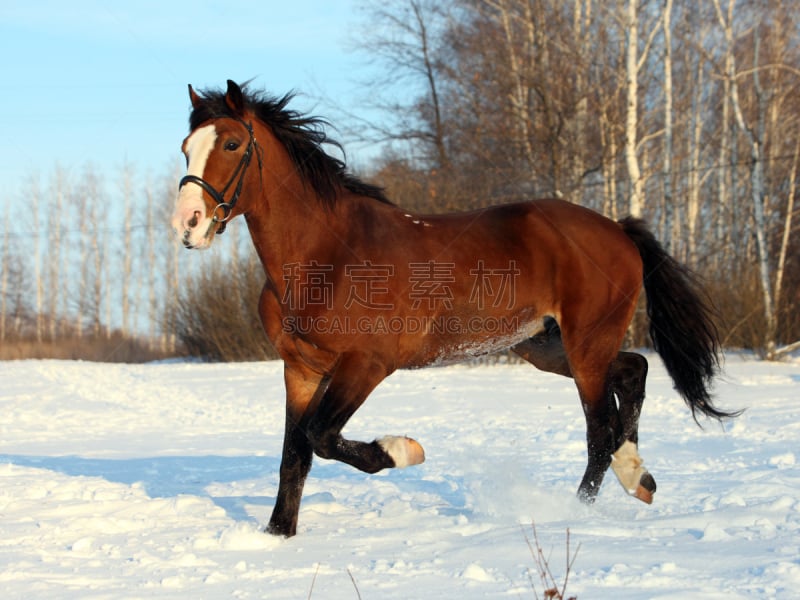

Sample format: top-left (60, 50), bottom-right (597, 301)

top-left (303, 354), bottom-right (425, 473)
top-left (266, 354), bottom-right (424, 537)
top-left (266, 364), bottom-right (327, 537)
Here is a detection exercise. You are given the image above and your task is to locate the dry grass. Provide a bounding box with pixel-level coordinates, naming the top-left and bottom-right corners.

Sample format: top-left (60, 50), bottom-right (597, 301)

top-left (523, 521), bottom-right (579, 600)
top-left (0, 332), bottom-right (172, 363)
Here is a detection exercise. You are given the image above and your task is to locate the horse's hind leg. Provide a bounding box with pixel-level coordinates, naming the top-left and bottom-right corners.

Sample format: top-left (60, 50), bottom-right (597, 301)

top-left (610, 352), bottom-right (647, 443)
top-left (608, 351), bottom-right (656, 503)
top-left (513, 319), bottom-right (655, 503)
top-left (513, 318), bottom-right (617, 500)
top-left (570, 339), bottom-right (657, 504)
top-left (512, 317), bottom-right (572, 377)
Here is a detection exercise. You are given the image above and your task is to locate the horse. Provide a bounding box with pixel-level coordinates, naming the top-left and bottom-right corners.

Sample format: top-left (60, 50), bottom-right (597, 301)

top-left (171, 80), bottom-right (738, 537)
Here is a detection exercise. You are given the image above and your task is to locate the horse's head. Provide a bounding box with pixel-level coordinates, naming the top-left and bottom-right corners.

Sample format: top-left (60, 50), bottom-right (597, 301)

top-left (173, 80), bottom-right (392, 251)
top-left (172, 80), bottom-right (258, 249)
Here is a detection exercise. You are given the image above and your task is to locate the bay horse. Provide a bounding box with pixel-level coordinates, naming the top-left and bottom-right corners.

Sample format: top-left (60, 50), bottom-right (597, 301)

top-left (172, 80), bottom-right (737, 537)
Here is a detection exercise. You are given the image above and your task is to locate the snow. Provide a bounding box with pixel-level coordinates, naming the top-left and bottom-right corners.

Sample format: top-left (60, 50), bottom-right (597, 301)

top-left (1, 354), bottom-right (798, 598)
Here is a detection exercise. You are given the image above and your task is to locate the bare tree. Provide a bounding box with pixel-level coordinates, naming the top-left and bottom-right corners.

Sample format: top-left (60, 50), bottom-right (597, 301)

top-left (1, 219), bottom-right (10, 342)
top-left (622, 0), bottom-right (663, 217)
top-left (480, 0), bottom-right (538, 185)
top-left (46, 167), bottom-right (69, 341)
top-left (684, 16), bottom-right (708, 266)
top-left (661, 0), bottom-right (674, 249)
top-left (145, 186), bottom-right (158, 344)
top-left (72, 165), bottom-right (107, 339)
top-left (351, 0), bottom-right (451, 169)
top-left (91, 175), bottom-right (107, 339)
top-left (120, 162), bottom-right (135, 337)
top-left (714, 0), bottom-right (800, 357)
top-left (21, 174), bottom-right (46, 343)
top-left (772, 139), bottom-right (800, 356)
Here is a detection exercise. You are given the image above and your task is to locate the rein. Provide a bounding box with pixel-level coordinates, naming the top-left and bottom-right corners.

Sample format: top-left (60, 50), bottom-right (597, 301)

top-left (178, 118), bottom-right (259, 235)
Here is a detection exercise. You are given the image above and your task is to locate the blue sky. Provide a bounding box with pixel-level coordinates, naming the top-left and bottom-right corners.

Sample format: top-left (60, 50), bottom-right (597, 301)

top-left (0, 0), bottom-right (376, 207)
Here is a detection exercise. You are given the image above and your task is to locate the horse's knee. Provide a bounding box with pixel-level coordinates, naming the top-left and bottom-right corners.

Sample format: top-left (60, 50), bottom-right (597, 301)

top-left (309, 430), bottom-right (337, 460)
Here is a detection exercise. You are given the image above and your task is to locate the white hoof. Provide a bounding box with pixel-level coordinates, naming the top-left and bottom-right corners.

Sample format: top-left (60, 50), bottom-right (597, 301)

top-left (378, 436), bottom-right (425, 468)
top-left (610, 440), bottom-right (655, 504)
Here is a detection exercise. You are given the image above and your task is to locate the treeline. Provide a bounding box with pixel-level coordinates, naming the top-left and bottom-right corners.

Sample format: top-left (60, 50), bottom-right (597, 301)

top-left (0, 159), bottom-right (276, 362)
top-left (2, 0), bottom-right (798, 361)
top-left (351, 0), bottom-right (799, 357)
top-left (1, 163), bottom-right (179, 361)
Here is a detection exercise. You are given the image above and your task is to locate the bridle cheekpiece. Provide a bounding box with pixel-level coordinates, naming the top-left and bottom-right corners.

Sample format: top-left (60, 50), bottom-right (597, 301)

top-left (178, 118), bottom-right (259, 235)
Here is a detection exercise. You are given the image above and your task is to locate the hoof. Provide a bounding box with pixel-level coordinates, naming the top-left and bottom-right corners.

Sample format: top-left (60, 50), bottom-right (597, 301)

top-left (633, 472), bottom-right (657, 504)
top-left (611, 440), bottom-right (656, 504)
top-left (265, 522), bottom-right (295, 538)
top-left (378, 436), bottom-right (426, 468)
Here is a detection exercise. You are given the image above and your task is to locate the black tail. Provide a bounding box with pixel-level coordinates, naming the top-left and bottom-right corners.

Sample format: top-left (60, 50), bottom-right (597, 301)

top-left (620, 217), bottom-right (739, 422)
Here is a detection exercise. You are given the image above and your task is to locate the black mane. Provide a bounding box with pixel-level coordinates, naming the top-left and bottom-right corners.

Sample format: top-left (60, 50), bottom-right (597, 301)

top-left (189, 84), bottom-right (391, 207)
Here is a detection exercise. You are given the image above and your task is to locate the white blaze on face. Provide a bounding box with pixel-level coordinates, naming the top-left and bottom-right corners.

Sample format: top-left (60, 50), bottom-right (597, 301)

top-left (172, 124), bottom-right (218, 249)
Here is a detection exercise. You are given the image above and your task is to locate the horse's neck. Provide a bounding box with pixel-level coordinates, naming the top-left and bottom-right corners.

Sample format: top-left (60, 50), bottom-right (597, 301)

top-left (243, 184), bottom-right (379, 292)
top-left (244, 127), bottom-right (328, 276)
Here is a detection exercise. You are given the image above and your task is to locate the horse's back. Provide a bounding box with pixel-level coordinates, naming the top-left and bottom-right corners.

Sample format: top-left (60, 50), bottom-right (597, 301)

top-left (480, 198), bottom-right (643, 282)
top-left (403, 197), bottom-right (643, 313)
top-left (492, 199), bottom-right (644, 327)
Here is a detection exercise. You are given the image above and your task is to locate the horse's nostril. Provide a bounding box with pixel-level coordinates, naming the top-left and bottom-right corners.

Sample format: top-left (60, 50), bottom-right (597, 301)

top-left (187, 211), bottom-right (201, 229)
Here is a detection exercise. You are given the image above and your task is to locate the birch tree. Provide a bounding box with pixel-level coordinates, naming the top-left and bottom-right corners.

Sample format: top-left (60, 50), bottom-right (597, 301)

top-left (772, 139), bottom-right (800, 357)
top-left (623, 0), bottom-right (644, 216)
top-left (73, 165), bottom-right (107, 339)
top-left (23, 175), bottom-right (45, 343)
top-left (685, 30), bottom-right (708, 266)
top-left (1, 219), bottom-right (9, 342)
top-left (481, 0), bottom-right (538, 184)
top-left (120, 162), bottom-right (134, 337)
top-left (570, 0), bottom-right (593, 205)
top-left (620, 0), bottom-right (665, 217)
top-left (91, 174), bottom-right (106, 339)
top-left (720, 13), bottom-right (771, 354)
top-left (714, 0), bottom-right (800, 358)
top-left (46, 168), bottom-right (68, 341)
top-left (661, 0), bottom-right (674, 248)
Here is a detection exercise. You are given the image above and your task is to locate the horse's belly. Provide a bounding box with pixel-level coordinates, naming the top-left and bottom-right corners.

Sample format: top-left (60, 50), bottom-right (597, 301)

top-left (406, 315), bottom-right (545, 367)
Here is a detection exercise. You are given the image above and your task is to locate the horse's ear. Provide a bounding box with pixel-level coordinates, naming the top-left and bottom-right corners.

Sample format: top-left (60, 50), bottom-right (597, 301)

top-left (188, 84), bottom-right (202, 109)
top-left (225, 80), bottom-right (245, 116)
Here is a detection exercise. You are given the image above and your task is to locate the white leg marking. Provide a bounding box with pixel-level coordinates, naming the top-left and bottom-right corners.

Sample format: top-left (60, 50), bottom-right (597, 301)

top-left (378, 436), bottom-right (425, 468)
top-left (610, 440), bottom-right (647, 495)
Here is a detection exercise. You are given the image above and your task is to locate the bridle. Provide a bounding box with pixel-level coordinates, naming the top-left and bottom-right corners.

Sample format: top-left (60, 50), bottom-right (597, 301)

top-left (178, 118), bottom-right (260, 235)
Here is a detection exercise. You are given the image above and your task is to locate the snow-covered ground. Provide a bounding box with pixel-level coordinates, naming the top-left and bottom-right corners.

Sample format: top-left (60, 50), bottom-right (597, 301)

top-left (0, 354), bottom-right (798, 599)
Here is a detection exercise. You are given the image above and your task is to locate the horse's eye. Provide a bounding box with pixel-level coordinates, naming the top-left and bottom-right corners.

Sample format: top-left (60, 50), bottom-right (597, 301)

top-left (224, 141), bottom-right (240, 151)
